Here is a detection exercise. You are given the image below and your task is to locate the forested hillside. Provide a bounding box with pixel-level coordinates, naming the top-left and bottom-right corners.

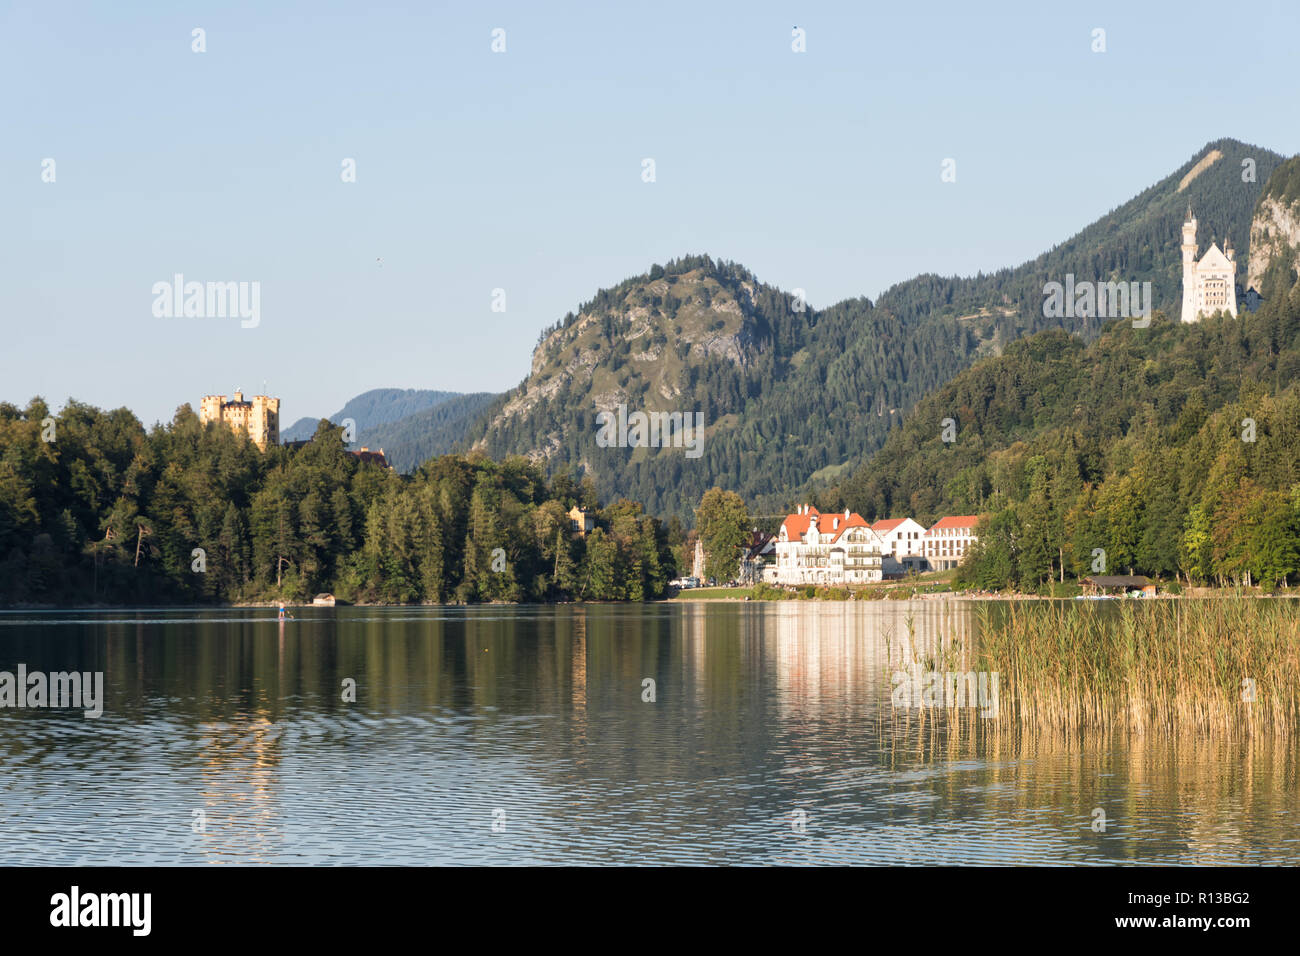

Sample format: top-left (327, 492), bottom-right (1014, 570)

top-left (0, 407), bottom-right (678, 606)
top-left (823, 272), bottom-right (1300, 589)
top-left (874, 138), bottom-right (1281, 336)
top-left (471, 139), bottom-right (1283, 521)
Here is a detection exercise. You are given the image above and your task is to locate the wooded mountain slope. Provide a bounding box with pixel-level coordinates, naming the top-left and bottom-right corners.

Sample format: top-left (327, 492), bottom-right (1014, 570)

top-left (470, 139), bottom-right (1284, 521)
top-left (824, 273), bottom-right (1300, 588)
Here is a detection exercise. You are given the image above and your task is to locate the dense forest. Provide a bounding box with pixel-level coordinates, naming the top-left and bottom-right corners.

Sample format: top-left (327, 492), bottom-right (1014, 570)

top-left (470, 139), bottom-right (1283, 521)
top-left (821, 264), bottom-right (1300, 590)
top-left (0, 408), bottom-right (681, 606)
top-left (470, 252), bottom-right (1002, 521)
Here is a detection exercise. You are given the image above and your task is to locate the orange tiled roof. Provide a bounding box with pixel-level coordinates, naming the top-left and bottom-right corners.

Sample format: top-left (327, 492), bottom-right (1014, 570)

top-left (925, 515), bottom-right (981, 534)
top-left (780, 506), bottom-right (821, 539)
top-left (829, 513), bottom-right (871, 542)
top-left (782, 506), bottom-right (874, 542)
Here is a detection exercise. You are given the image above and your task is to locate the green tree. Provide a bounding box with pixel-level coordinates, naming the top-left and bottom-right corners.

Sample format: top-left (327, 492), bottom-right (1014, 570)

top-left (694, 488), bottom-right (749, 583)
top-left (579, 528), bottom-right (619, 600)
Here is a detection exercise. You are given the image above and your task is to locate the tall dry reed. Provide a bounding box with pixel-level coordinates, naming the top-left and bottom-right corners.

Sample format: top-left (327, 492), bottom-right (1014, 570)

top-left (976, 598), bottom-right (1300, 737)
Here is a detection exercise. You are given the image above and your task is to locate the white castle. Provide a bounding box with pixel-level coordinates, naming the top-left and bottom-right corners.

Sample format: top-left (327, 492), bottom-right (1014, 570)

top-left (1181, 207), bottom-right (1237, 322)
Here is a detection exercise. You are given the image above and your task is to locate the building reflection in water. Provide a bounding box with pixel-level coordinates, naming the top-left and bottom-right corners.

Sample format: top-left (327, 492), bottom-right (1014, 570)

top-left (195, 710), bottom-right (282, 863)
top-left (570, 607), bottom-right (588, 765)
top-left (765, 600), bottom-right (976, 721)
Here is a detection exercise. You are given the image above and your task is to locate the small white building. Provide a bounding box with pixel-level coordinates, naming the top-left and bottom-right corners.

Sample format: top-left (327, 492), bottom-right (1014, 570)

top-left (923, 516), bottom-right (981, 571)
top-left (871, 518), bottom-right (929, 575)
top-left (764, 505), bottom-right (883, 586)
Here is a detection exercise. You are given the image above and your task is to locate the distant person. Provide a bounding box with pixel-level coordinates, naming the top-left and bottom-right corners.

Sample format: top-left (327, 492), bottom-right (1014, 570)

top-left (278, 605), bottom-right (286, 622)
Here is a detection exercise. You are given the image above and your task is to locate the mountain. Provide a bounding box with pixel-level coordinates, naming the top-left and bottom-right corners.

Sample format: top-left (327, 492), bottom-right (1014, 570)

top-left (281, 388), bottom-right (460, 441)
top-left (817, 159), bottom-right (1300, 590)
top-left (468, 139), bottom-right (1285, 521)
top-left (282, 387), bottom-right (500, 471)
top-left (1248, 154), bottom-right (1300, 298)
top-left (364, 392), bottom-right (499, 473)
top-left (875, 138), bottom-right (1283, 332)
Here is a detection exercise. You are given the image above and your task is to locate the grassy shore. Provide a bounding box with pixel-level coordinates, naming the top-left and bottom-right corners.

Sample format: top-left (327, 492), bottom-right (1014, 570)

top-left (975, 598), bottom-right (1300, 738)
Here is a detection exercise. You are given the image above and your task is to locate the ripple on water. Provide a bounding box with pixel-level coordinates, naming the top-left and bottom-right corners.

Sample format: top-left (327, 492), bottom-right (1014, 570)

top-left (1, 604), bottom-right (1297, 865)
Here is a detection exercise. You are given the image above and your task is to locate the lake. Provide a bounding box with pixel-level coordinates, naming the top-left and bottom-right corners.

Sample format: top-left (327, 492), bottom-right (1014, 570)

top-left (0, 602), bottom-right (1296, 865)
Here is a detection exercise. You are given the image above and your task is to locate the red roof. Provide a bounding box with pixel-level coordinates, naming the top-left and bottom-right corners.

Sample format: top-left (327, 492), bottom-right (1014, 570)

top-left (925, 515), bottom-right (981, 534)
top-left (350, 448), bottom-right (390, 468)
top-left (780, 506), bottom-right (821, 539)
top-left (871, 518), bottom-right (906, 534)
top-left (781, 507), bottom-right (873, 542)
top-left (829, 513), bottom-right (872, 542)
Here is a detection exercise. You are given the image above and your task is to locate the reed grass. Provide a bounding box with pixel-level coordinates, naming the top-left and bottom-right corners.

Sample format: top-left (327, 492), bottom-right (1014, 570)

top-left (976, 598), bottom-right (1300, 737)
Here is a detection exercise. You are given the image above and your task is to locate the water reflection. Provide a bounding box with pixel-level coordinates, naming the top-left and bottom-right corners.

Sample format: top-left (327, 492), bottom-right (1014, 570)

top-left (0, 603), bottom-right (1295, 864)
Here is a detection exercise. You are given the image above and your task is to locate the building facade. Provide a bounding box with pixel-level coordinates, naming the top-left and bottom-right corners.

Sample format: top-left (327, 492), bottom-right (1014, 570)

top-left (568, 506), bottom-right (596, 539)
top-left (199, 391), bottom-right (280, 450)
top-left (350, 447), bottom-right (392, 469)
top-left (871, 517), bottom-right (928, 575)
top-left (764, 505), bottom-right (884, 586)
top-left (737, 530), bottom-right (774, 586)
top-left (1181, 208), bottom-right (1238, 322)
top-left (923, 516), bottom-right (980, 571)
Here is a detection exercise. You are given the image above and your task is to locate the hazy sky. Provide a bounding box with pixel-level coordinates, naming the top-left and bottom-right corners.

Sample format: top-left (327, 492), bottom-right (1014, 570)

top-left (5, 0), bottom-right (1298, 427)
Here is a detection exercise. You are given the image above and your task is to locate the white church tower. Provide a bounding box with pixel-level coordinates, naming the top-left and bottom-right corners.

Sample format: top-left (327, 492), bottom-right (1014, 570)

top-left (1180, 206), bottom-right (1238, 322)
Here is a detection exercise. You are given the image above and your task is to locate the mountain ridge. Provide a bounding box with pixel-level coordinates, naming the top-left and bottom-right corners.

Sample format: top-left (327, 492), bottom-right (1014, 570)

top-left (282, 388), bottom-right (461, 442)
top-left (281, 387), bottom-right (500, 471)
top-left (463, 138), bottom-right (1284, 521)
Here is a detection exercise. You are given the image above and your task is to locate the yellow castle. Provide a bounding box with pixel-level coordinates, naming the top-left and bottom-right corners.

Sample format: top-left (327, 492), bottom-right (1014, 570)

top-left (199, 391), bottom-right (280, 450)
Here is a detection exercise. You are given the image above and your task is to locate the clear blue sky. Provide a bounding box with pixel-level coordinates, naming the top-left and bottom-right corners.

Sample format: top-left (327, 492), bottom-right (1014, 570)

top-left (4, 0), bottom-right (1297, 427)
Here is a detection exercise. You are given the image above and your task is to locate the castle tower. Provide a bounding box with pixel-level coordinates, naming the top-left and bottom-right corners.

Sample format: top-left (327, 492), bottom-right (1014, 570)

top-left (249, 394), bottom-right (280, 449)
top-left (199, 395), bottom-right (223, 424)
top-left (1180, 206), bottom-right (1199, 323)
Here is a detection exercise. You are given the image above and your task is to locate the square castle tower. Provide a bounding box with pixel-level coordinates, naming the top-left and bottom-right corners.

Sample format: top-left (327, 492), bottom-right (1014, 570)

top-left (199, 391), bottom-right (280, 449)
top-left (1181, 207), bottom-right (1238, 322)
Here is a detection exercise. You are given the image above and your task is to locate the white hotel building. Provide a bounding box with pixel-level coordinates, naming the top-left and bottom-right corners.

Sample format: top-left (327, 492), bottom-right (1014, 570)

top-left (870, 517), bottom-right (928, 575)
top-left (764, 505), bottom-right (884, 586)
top-left (922, 515), bottom-right (980, 571)
top-left (761, 508), bottom-right (983, 583)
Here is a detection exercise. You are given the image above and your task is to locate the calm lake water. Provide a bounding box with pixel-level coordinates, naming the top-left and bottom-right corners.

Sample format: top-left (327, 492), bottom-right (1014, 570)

top-left (0, 602), bottom-right (1296, 865)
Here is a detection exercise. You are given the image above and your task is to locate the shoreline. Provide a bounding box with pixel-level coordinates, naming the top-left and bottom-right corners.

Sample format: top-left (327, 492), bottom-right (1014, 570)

top-left (3, 590), bottom-right (1296, 611)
